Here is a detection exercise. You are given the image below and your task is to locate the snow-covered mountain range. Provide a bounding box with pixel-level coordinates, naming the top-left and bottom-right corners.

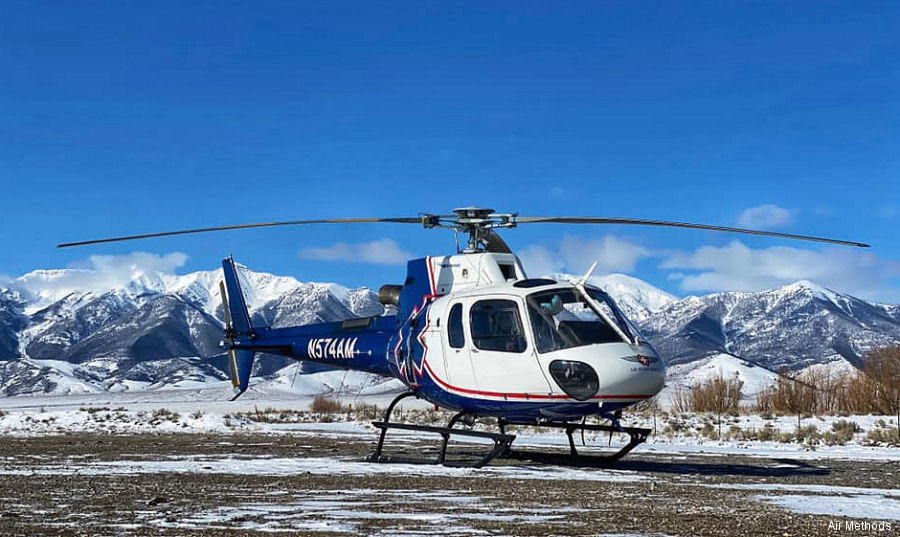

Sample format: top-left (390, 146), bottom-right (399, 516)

top-left (1, 264), bottom-right (898, 397)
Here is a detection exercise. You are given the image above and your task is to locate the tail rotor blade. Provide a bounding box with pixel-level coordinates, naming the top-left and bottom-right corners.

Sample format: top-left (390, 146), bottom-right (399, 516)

top-left (219, 280), bottom-right (233, 330)
top-left (228, 349), bottom-right (240, 390)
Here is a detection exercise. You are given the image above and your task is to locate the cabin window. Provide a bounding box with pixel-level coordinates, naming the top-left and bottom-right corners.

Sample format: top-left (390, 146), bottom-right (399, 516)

top-left (448, 303), bottom-right (465, 348)
top-left (526, 289), bottom-right (626, 353)
top-left (469, 299), bottom-right (527, 353)
top-left (498, 263), bottom-right (516, 280)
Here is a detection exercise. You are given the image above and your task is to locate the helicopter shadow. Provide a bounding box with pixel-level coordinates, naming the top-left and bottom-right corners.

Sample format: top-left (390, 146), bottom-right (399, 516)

top-left (505, 452), bottom-right (831, 478)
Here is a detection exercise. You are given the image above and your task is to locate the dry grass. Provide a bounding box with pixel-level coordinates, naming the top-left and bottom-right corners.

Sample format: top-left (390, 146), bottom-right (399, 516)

top-left (310, 395), bottom-right (343, 414)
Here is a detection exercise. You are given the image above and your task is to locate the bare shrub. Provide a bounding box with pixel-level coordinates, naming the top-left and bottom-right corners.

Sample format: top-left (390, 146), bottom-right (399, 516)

top-left (759, 368), bottom-right (816, 414)
top-left (150, 408), bottom-right (180, 423)
top-left (672, 373), bottom-right (743, 438)
top-left (237, 407), bottom-right (310, 423)
top-left (748, 348), bottom-right (898, 445)
top-left (831, 419), bottom-right (860, 435)
top-left (817, 346), bottom-right (900, 426)
top-left (793, 424), bottom-right (821, 444)
top-left (80, 406), bottom-right (111, 414)
top-left (863, 427), bottom-right (900, 447)
top-left (662, 417), bottom-right (687, 436)
top-left (821, 419), bottom-right (860, 445)
top-left (348, 402), bottom-right (380, 421)
top-left (861, 347), bottom-right (900, 417)
top-left (672, 373), bottom-right (743, 414)
top-left (310, 395), bottom-right (343, 414)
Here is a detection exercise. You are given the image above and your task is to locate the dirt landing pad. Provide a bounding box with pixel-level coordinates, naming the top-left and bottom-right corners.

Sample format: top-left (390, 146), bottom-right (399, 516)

top-left (0, 434), bottom-right (897, 536)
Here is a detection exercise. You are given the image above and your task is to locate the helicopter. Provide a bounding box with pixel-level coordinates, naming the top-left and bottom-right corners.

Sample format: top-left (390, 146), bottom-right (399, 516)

top-left (59, 207), bottom-right (869, 466)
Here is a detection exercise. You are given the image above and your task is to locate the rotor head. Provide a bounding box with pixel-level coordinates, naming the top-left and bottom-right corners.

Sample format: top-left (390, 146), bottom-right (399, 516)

top-left (417, 208), bottom-right (518, 252)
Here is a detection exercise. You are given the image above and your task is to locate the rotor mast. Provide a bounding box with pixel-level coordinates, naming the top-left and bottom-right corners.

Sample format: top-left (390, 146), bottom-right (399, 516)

top-left (422, 207), bottom-right (518, 253)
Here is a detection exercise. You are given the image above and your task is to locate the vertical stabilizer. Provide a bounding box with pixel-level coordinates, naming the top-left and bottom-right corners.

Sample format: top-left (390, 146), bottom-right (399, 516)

top-left (221, 256), bottom-right (253, 334)
top-left (220, 256), bottom-right (256, 400)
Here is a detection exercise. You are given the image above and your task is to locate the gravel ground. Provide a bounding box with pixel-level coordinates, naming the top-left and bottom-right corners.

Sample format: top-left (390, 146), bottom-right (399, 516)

top-left (0, 433), bottom-right (897, 536)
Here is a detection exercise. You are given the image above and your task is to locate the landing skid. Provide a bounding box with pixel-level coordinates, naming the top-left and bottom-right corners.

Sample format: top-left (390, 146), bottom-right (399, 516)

top-left (499, 419), bottom-right (651, 464)
top-left (367, 392), bottom-right (651, 468)
top-left (368, 391), bottom-right (516, 468)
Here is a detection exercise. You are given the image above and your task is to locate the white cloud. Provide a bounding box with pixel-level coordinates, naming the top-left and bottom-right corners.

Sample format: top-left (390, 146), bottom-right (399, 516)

top-left (737, 204), bottom-right (794, 229)
top-left (14, 252), bottom-right (188, 299)
top-left (518, 234), bottom-right (651, 278)
top-left (298, 239), bottom-right (414, 266)
top-left (559, 235), bottom-right (651, 274)
top-left (72, 251), bottom-right (188, 277)
top-left (518, 234), bottom-right (900, 302)
top-left (517, 245), bottom-right (565, 278)
top-left (660, 240), bottom-right (900, 302)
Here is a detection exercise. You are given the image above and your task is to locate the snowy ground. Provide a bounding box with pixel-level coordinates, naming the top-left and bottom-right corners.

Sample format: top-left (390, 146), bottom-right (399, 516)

top-left (1, 383), bottom-right (896, 458)
top-left (0, 386), bottom-right (898, 536)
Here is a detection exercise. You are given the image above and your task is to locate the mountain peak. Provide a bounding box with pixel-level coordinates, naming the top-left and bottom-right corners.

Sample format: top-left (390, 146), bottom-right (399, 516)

top-left (777, 279), bottom-right (842, 303)
top-left (589, 273), bottom-right (677, 317)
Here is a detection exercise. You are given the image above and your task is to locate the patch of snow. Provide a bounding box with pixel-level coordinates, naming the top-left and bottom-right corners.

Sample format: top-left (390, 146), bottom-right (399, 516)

top-left (661, 353), bottom-right (778, 407)
top-left (0, 454), bottom-right (647, 483)
top-left (755, 493), bottom-right (900, 521)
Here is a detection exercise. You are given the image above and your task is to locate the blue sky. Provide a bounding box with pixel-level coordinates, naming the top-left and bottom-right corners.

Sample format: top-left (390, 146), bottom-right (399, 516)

top-left (2, 2), bottom-right (898, 300)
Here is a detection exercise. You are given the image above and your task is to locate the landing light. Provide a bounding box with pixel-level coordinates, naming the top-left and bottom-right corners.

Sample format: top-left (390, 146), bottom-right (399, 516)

top-left (548, 360), bottom-right (600, 401)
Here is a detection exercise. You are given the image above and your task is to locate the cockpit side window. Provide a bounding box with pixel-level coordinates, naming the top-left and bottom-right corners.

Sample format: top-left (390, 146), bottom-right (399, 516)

top-left (469, 299), bottom-right (527, 353)
top-left (448, 303), bottom-right (465, 349)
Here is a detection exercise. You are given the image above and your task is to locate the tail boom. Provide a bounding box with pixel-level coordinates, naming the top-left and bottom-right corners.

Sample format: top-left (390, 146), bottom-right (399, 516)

top-left (219, 257), bottom-right (395, 400)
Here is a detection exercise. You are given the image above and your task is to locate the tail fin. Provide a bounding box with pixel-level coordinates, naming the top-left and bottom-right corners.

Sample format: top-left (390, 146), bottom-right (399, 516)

top-left (221, 256), bottom-right (256, 400)
top-left (221, 256), bottom-right (253, 334)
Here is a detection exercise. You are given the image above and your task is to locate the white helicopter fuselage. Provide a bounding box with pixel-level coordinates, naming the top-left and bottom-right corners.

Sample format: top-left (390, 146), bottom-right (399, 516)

top-left (391, 252), bottom-right (666, 420)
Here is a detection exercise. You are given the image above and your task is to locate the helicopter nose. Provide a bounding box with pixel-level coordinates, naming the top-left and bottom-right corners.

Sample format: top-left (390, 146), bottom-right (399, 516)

top-left (542, 344), bottom-right (666, 402)
top-left (617, 346), bottom-right (666, 398)
top-left (594, 344), bottom-right (666, 401)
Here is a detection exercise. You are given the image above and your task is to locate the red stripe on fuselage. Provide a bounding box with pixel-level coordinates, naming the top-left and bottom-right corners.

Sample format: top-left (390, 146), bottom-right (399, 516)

top-left (420, 359), bottom-right (651, 402)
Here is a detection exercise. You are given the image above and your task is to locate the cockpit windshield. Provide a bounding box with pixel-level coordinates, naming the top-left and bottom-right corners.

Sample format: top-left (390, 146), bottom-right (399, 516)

top-left (526, 287), bottom-right (634, 354)
top-left (583, 286), bottom-right (637, 342)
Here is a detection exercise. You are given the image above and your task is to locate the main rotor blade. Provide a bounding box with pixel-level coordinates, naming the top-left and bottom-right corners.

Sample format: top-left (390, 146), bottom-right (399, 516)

top-left (516, 216), bottom-right (869, 248)
top-left (57, 217), bottom-right (423, 248)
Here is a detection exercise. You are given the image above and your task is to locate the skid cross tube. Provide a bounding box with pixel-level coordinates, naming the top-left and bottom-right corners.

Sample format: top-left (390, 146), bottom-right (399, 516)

top-left (370, 390), bottom-right (418, 460)
top-left (437, 411), bottom-right (476, 463)
top-left (368, 392), bottom-right (515, 468)
top-left (499, 419), bottom-right (651, 463)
